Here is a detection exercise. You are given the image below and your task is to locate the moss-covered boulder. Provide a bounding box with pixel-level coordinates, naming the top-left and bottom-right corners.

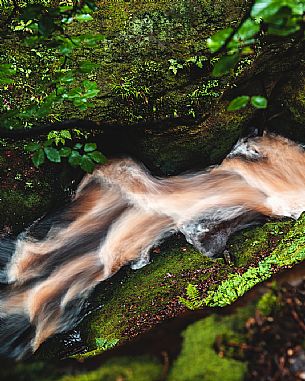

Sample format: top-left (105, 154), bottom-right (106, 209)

top-left (2, 0), bottom-right (304, 174)
top-left (33, 214), bottom-right (305, 360)
top-left (168, 314), bottom-right (248, 381)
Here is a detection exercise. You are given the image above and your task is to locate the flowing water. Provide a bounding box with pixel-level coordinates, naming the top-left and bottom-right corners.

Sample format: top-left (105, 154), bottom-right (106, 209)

top-left (1, 134), bottom-right (305, 359)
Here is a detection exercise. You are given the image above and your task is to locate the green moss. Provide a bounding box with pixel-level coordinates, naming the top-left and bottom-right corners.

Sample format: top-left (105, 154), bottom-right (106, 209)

top-left (204, 214), bottom-right (305, 307)
top-left (74, 241), bottom-right (227, 358)
top-left (228, 220), bottom-right (292, 267)
top-left (0, 361), bottom-right (62, 381)
top-left (0, 189), bottom-right (50, 232)
top-left (168, 313), bottom-right (247, 381)
top-left (59, 356), bottom-right (162, 381)
top-left (0, 356), bottom-right (162, 381)
top-left (256, 288), bottom-right (280, 316)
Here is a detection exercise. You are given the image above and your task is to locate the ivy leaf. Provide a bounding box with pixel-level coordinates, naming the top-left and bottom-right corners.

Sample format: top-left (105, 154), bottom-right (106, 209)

top-left (251, 95), bottom-right (268, 109)
top-left (32, 148), bottom-right (45, 167)
top-left (212, 53), bottom-right (240, 77)
top-left (207, 27), bottom-right (233, 53)
top-left (44, 147), bottom-right (61, 163)
top-left (68, 150), bottom-right (82, 166)
top-left (88, 151), bottom-right (107, 164)
top-left (84, 143), bottom-right (97, 152)
top-left (80, 155), bottom-right (95, 173)
top-left (227, 96), bottom-right (250, 111)
top-left (25, 142), bottom-right (40, 152)
top-left (59, 147), bottom-right (72, 157)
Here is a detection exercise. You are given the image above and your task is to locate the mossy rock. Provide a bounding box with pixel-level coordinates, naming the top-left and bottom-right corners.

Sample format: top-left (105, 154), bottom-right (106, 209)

top-left (35, 214), bottom-right (305, 360)
top-left (0, 141), bottom-right (69, 234)
top-left (168, 313), bottom-right (248, 381)
top-left (3, 0), bottom-right (303, 174)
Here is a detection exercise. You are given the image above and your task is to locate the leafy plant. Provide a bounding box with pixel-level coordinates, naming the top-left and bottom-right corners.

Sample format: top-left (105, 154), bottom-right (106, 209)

top-left (95, 337), bottom-right (119, 351)
top-left (179, 283), bottom-right (204, 310)
top-left (206, 0), bottom-right (305, 111)
top-left (25, 131), bottom-right (106, 173)
top-left (168, 59), bottom-right (184, 75)
top-left (0, 1), bottom-right (108, 168)
top-left (227, 95), bottom-right (268, 111)
top-left (168, 55), bottom-right (208, 75)
top-left (111, 77), bottom-right (150, 104)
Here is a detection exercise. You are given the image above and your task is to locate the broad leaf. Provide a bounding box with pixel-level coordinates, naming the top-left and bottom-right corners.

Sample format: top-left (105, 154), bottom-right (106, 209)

top-left (251, 96), bottom-right (268, 109)
top-left (235, 19), bottom-right (260, 40)
top-left (80, 155), bottom-right (95, 173)
top-left (32, 148), bottom-right (45, 167)
top-left (212, 53), bottom-right (240, 77)
top-left (88, 151), bottom-right (107, 164)
top-left (227, 96), bottom-right (250, 111)
top-left (84, 143), bottom-right (97, 152)
top-left (75, 13), bottom-right (93, 22)
top-left (207, 28), bottom-right (233, 53)
top-left (59, 147), bottom-right (72, 157)
top-left (68, 150), bottom-right (82, 166)
top-left (25, 142), bottom-right (40, 152)
top-left (44, 147), bottom-right (61, 163)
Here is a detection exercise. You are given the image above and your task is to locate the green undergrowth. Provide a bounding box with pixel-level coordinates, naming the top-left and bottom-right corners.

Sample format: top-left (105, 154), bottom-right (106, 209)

top-left (168, 308), bottom-right (251, 381)
top-left (205, 215), bottom-right (305, 307)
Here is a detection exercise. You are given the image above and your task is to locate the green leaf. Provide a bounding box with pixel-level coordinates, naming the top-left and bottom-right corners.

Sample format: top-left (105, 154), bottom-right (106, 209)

top-left (75, 13), bottom-right (93, 22)
top-left (68, 150), bottom-right (82, 166)
top-left (83, 80), bottom-right (98, 90)
top-left (84, 143), bottom-right (97, 152)
top-left (25, 142), bottom-right (40, 152)
top-left (80, 34), bottom-right (105, 47)
top-left (207, 27), bottom-right (233, 53)
top-left (212, 53), bottom-right (240, 77)
top-left (0, 64), bottom-right (16, 77)
top-left (251, 0), bottom-right (304, 19)
top-left (44, 147), bottom-right (61, 163)
top-left (235, 19), bottom-right (260, 40)
top-left (59, 147), bottom-right (72, 157)
top-left (79, 60), bottom-right (100, 73)
top-left (88, 151), bottom-right (107, 164)
top-left (60, 130), bottom-right (72, 139)
top-left (0, 77), bottom-right (14, 84)
top-left (251, 95), bottom-right (268, 109)
top-left (43, 139), bottom-right (52, 147)
top-left (73, 143), bottom-right (83, 150)
top-left (80, 155), bottom-right (95, 173)
top-left (58, 71), bottom-right (75, 84)
top-left (227, 96), bottom-right (250, 111)
top-left (32, 148), bottom-right (45, 167)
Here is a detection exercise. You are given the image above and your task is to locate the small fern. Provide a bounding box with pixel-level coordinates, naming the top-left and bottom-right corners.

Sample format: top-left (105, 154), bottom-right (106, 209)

top-left (178, 283), bottom-right (204, 310)
top-left (95, 337), bottom-right (119, 351)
